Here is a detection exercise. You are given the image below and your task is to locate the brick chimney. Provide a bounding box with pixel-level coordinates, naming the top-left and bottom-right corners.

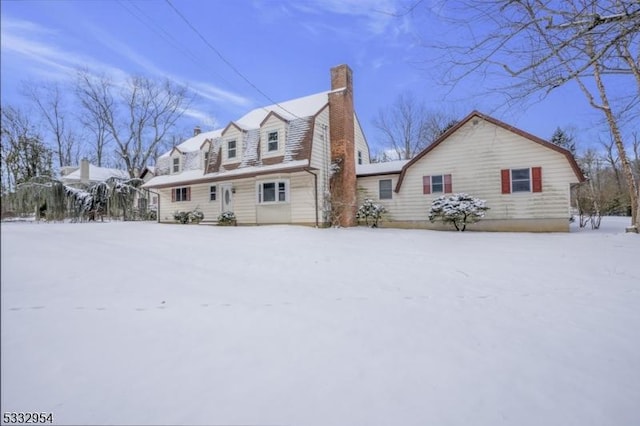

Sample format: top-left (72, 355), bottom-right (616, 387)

top-left (80, 158), bottom-right (90, 184)
top-left (328, 64), bottom-right (357, 227)
top-left (194, 126), bottom-right (201, 136)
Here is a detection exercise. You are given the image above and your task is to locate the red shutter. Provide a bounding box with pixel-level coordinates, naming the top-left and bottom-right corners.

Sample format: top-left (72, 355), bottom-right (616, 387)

top-left (186, 187), bottom-right (191, 201)
top-left (423, 176), bottom-right (431, 194)
top-left (532, 167), bottom-right (542, 192)
top-left (501, 169), bottom-right (511, 194)
top-left (444, 174), bottom-right (452, 193)
top-left (171, 188), bottom-right (176, 202)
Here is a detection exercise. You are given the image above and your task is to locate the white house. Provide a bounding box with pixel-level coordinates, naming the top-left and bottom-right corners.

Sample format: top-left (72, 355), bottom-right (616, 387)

top-left (60, 158), bottom-right (129, 187)
top-left (356, 111), bottom-right (586, 232)
top-left (143, 64), bottom-right (371, 226)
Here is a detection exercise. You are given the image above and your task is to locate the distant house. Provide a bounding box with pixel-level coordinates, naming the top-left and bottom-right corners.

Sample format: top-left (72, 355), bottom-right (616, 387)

top-left (143, 64), bottom-right (370, 226)
top-left (60, 158), bottom-right (129, 187)
top-left (356, 111), bottom-right (586, 232)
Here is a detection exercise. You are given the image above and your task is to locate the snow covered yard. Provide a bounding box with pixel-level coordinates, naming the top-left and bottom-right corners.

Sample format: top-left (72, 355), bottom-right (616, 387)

top-left (1, 218), bottom-right (638, 426)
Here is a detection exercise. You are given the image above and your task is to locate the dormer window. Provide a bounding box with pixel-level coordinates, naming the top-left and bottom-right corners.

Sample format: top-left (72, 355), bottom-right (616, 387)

top-left (172, 157), bottom-right (180, 173)
top-left (228, 140), bottom-right (237, 160)
top-left (203, 151), bottom-right (210, 169)
top-left (268, 131), bottom-right (279, 152)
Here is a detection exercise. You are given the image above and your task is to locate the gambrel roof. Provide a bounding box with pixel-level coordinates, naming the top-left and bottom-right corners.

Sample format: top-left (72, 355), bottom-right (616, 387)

top-left (393, 110), bottom-right (586, 192)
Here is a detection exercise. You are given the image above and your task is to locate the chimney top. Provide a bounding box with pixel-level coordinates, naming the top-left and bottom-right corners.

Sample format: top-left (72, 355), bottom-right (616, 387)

top-left (194, 126), bottom-right (201, 136)
top-left (330, 64), bottom-right (353, 92)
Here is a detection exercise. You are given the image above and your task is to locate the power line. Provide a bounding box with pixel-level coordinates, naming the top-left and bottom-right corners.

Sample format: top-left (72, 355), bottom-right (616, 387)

top-left (115, 0), bottom-right (238, 93)
top-left (164, 0), bottom-right (302, 120)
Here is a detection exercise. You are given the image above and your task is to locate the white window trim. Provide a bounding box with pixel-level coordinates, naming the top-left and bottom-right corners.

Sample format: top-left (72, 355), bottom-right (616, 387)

top-left (209, 185), bottom-right (217, 201)
top-left (511, 168), bottom-right (532, 193)
top-left (379, 179), bottom-right (393, 200)
top-left (202, 148), bottom-right (210, 170)
top-left (171, 156), bottom-right (181, 174)
top-left (267, 131), bottom-right (279, 152)
top-left (431, 175), bottom-right (444, 193)
top-left (174, 187), bottom-right (189, 202)
top-left (226, 139), bottom-right (238, 161)
top-left (256, 179), bottom-right (289, 204)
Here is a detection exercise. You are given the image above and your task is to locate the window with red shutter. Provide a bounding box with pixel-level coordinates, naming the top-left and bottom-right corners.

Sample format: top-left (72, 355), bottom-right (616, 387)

top-left (423, 176), bottom-right (431, 194)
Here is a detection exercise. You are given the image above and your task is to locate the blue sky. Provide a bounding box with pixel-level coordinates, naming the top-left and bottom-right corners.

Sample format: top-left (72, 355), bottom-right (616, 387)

top-left (0, 0), bottom-right (631, 157)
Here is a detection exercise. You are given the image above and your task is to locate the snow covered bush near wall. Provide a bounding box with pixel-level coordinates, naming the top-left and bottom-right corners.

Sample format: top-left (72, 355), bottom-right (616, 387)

top-left (357, 198), bottom-right (386, 228)
top-left (429, 193), bottom-right (488, 231)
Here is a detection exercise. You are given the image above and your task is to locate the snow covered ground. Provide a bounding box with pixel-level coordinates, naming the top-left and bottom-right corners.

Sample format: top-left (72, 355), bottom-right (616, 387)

top-left (1, 218), bottom-right (638, 426)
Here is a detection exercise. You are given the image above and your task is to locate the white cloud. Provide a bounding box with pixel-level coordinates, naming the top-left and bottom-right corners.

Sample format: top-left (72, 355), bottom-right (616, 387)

top-left (1, 15), bottom-right (251, 109)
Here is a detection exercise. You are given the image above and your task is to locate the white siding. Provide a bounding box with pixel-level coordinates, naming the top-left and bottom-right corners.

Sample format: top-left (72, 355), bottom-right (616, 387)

top-left (354, 114), bottom-right (370, 165)
top-left (157, 172), bottom-right (318, 225)
top-left (260, 115), bottom-right (287, 159)
top-left (221, 127), bottom-right (243, 165)
top-left (310, 107), bottom-right (331, 224)
top-left (357, 119), bottom-right (580, 231)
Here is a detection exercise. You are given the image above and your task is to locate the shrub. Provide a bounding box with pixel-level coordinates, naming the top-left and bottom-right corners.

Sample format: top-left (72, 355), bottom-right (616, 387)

top-left (173, 208), bottom-right (204, 224)
top-left (428, 193), bottom-right (488, 231)
top-left (357, 198), bottom-right (387, 228)
top-left (217, 211), bottom-right (237, 226)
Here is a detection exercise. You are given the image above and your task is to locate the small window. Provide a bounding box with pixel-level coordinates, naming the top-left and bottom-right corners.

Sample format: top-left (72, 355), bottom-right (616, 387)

top-left (358, 150), bottom-right (363, 165)
top-left (172, 157), bottom-right (180, 173)
top-left (379, 179), bottom-right (392, 199)
top-left (203, 151), bottom-right (210, 167)
top-left (431, 175), bottom-right (443, 193)
top-left (511, 168), bottom-right (531, 192)
top-left (228, 140), bottom-right (237, 159)
top-left (152, 196), bottom-right (158, 205)
top-left (173, 187), bottom-right (189, 202)
top-left (210, 185), bottom-right (217, 201)
top-left (258, 180), bottom-right (288, 203)
top-left (267, 131), bottom-right (278, 152)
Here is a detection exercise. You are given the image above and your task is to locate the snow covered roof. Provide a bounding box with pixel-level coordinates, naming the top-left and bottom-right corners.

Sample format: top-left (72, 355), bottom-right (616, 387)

top-left (356, 160), bottom-right (409, 176)
top-left (142, 159), bottom-right (310, 188)
top-left (159, 129), bottom-right (223, 159)
top-left (61, 164), bottom-right (129, 183)
top-left (235, 91), bottom-right (330, 129)
top-left (158, 91), bottom-right (331, 159)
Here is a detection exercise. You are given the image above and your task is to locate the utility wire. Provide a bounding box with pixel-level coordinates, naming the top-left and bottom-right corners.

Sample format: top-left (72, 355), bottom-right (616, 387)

top-left (116, 0), bottom-right (238, 94)
top-left (164, 0), bottom-right (302, 120)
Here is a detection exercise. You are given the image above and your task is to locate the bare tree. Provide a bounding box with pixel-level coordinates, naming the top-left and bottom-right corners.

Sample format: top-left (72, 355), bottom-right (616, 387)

top-left (22, 82), bottom-right (79, 168)
top-left (373, 92), bottom-right (456, 160)
top-left (429, 0), bottom-right (640, 229)
top-left (1, 105), bottom-right (53, 191)
top-left (75, 71), bottom-right (191, 177)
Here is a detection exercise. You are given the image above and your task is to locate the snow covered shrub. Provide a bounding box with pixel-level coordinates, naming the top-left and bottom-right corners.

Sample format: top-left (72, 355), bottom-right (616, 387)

top-left (173, 208), bottom-right (204, 224)
top-left (428, 193), bottom-right (488, 231)
top-left (217, 211), bottom-right (237, 226)
top-left (357, 198), bottom-right (387, 228)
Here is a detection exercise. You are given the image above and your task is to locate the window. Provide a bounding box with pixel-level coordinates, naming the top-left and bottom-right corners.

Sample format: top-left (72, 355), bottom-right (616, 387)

top-left (258, 180), bottom-right (288, 203)
top-left (267, 131), bottom-right (278, 152)
top-left (431, 175), bottom-right (443, 193)
top-left (210, 185), bottom-right (217, 201)
top-left (423, 175), bottom-right (452, 194)
top-left (358, 150), bottom-right (363, 165)
top-left (203, 151), bottom-right (210, 168)
top-left (172, 157), bottom-right (180, 173)
top-left (379, 179), bottom-right (392, 199)
top-left (172, 187), bottom-right (190, 202)
top-left (228, 140), bottom-right (237, 159)
top-left (501, 167), bottom-right (542, 194)
top-left (511, 169), bottom-right (530, 192)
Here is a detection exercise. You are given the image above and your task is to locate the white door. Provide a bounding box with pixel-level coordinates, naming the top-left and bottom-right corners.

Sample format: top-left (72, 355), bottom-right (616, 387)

top-left (221, 184), bottom-right (233, 212)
